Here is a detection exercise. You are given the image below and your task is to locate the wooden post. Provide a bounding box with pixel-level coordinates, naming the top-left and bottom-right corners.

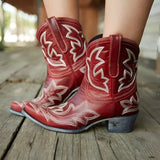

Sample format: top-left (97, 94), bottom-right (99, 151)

top-left (36, 0), bottom-right (42, 27)
top-left (0, 0), bottom-right (5, 50)
top-left (36, 0), bottom-right (47, 27)
top-left (156, 37), bottom-right (160, 75)
top-left (16, 9), bottom-right (19, 42)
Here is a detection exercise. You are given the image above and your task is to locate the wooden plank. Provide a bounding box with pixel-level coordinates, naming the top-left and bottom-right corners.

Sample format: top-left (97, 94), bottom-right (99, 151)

top-left (0, 47), bottom-right (42, 85)
top-left (0, 48), bottom-right (27, 65)
top-left (156, 53), bottom-right (160, 75)
top-left (4, 86), bottom-right (58, 160)
top-left (80, 130), bottom-right (102, 160)
top-left (137, 65), bottom-right (160, 85)
top-left (93, 125), bottom-right (118, 160)
top-left (4, 119), bottom-right (58, 160)
top-left (0, 82), bottom-right (41, 159)
top-left (8, 58), bottom-right (46, 83)
top-left (54, 130), bottom-right (102, 160)
top-left (92, 64), bottom-right (160, 160)
top-left (95, 108), bottom-right (160, 160)
top-left (54, 133), bottom-right (78, 160)
top-left (0, 57), bottom-right (27, 85)
top-left (5, 84), bottom-right (102, 160)
top-left (4, 63), bottom-right (160, 160)
top-left (138, 86), bottom-right (160, 124)
top-left (1, 44), bottom-right (160, 160)
top-left (4, 117), bottom-right (102, 159)
top-left (137, 65), bottom-right (160, 123)
top-left (8, 106), bottom-right (160, 160)
top-left (1, 44), bottom-right (101, 159)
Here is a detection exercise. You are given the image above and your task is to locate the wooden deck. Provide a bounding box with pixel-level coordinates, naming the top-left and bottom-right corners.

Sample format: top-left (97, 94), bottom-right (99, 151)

top-left (0, 47), bottom-right (160, 160)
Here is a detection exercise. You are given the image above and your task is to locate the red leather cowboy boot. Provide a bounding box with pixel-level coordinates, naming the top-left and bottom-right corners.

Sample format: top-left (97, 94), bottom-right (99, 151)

top-left (10, 16), bottom-right (87, 116)
top-left (22, 34), bottom-right (139, 133)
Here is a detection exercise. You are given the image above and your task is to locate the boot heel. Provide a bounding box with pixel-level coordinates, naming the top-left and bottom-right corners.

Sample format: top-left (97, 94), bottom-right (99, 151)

top-left (106, 113), bottom-right (138, 133)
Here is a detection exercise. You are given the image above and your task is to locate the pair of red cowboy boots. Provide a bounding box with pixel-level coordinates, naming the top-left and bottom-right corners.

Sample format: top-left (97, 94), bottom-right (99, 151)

top-left (10, 16), bottom-right (139, 133)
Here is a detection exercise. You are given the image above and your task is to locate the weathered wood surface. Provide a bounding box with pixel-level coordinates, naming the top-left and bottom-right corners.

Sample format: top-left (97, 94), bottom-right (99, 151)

top-left (0, 47), bottom-right (160, 160)
top-left (0, 47), bottom-right (44, 84)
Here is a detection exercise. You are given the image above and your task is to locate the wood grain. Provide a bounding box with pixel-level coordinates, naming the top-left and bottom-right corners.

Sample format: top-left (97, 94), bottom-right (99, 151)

top-left (0, 47), bottom-right (160, 160)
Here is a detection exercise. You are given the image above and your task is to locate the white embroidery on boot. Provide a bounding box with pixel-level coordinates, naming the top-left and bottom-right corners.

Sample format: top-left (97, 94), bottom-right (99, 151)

top-left (118, 48), bottom-right (137, 92)
top-left (45, 80), bottom-right (68, 102)
top-left (79, 66), bottom-right (86, 73)
top-left (43, 101), bottom-right (100, 127)
top-left (29, 80), bottom-right (68, 112)
top-left (40, 31), bottom-right (66, 67)
top-left (62, 24), bottom-right (86, 62)
top-left (14, 101), bottom-right (26, 108)
top-left (120, 92), bottom-right (138, 115)
top-left (86, 47), bottom-right (109, 93)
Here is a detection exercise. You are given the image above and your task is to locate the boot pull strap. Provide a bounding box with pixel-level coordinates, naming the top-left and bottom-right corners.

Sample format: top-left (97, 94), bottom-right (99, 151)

top-left (47, 17), bottom-right (67, 53)
top-left (109, 34), bottom-right (122, 78)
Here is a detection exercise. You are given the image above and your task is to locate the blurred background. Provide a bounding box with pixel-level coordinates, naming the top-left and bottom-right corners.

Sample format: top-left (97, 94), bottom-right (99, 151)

top-left (0, 0), bottom-right (160, 74)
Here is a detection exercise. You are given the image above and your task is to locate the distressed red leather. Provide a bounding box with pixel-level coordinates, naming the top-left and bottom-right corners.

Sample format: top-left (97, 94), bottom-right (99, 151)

top-left (10, 17), bottom-right (87, 115)
top-left (23, 34), bottom-right (139, 131)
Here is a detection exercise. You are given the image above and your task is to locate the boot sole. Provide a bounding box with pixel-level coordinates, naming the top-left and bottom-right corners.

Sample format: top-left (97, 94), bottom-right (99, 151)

top-left (22, 108), bottom-right (138, 134)
top-left (9, 108), bottom-right (24, 117)
top-left (9, 87), bottom-right (79, 117)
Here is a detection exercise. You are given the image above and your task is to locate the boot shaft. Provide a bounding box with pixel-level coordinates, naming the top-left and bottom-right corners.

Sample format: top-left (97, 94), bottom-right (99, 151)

top-left (86, 35), bottom-right (139, 97)
top-left (36, 17), bottom-right (87, 74)
top-left (10, 17), bottom-right (87, 115)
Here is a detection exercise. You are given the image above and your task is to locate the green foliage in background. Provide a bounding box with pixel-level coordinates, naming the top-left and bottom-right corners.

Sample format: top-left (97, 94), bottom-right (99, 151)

top-left (4, 11), bottom-right (11, 28)
top-left (0, 2), bottom-right (36, 51)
